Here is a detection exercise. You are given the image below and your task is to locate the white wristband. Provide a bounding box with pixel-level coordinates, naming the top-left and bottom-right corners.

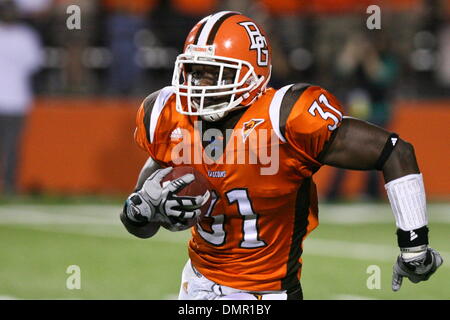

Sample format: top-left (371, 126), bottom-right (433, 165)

top-left (385, 173), bottom-right (428, 231)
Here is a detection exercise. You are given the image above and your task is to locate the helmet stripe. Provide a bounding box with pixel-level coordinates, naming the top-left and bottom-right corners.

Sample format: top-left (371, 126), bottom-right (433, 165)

top-left (196, 11), bottom-right (239, 46)
top-left (193, 21), bottom-right (206, 45)
top-left (206, 12), bottom-right (239, 45)
top-left (193, 15), bottom-right (210, 45)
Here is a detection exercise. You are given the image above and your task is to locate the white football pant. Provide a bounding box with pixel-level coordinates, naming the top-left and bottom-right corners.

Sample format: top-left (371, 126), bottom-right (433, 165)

top-left (178, 259), bottom-right (288, 300)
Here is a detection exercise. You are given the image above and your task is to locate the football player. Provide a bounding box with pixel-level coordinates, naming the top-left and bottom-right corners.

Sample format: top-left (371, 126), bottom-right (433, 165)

top-left (120, 11), bottom-right (443, 300)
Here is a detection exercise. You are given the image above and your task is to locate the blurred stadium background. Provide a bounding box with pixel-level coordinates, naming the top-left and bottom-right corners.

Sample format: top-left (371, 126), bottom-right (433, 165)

top-left (0, 0), bottom-right (449, 300)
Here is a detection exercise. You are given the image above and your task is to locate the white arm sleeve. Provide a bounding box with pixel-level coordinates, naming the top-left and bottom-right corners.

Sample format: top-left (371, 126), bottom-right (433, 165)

top-left (384, 173), bottom-right (428, 231)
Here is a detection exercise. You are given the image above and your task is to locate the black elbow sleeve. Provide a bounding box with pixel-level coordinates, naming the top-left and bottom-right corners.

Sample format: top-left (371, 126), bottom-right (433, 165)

top-left (375, 133), bottom-right (399, 170)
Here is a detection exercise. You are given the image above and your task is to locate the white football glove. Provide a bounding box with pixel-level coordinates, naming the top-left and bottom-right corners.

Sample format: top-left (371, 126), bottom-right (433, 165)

top-left (392, 247), bottom-right (443, 291)
top-left (124, 167), bottom-right (210, 230)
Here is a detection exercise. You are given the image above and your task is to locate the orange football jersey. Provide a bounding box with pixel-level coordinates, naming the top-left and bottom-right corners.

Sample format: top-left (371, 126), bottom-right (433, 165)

top-left (134, 84), bottom-right (344, 292)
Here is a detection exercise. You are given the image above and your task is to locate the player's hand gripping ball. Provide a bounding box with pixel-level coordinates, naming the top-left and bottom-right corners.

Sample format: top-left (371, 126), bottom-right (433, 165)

top-left (160, 166), bottom-right (213, 231)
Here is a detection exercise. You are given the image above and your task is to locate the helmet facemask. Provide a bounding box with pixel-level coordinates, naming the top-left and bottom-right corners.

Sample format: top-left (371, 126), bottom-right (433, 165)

top-left (172, 45), bottom-right (266, 121)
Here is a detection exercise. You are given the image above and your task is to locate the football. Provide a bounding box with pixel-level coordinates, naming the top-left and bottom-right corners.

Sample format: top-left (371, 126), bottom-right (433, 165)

top-left (160, 166), bottom-right (213, 231)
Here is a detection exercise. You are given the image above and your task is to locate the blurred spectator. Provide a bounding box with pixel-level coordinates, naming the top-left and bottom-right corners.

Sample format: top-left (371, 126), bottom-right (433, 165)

top-left (50, 0), bottom-right (98, 94)
top-left (171, 0), bottom-right (217, 17)
top-left (258, 0), bottom-right (308, 53)
top-left (154, 0), bottom-right (218, 50)
top-left (436, 22), bottom-right (450, 86)
top-left (326, 31), bottom-right (399, 201)
top-left (103, 0), bottom-right (158, 95)
top-left (12, 0), bottom-right (52, 48)
top-left (13, 0), bottom-right (52, 17)
top-left (0, 0), bottom-right (43, 194)
top-left (339, 32), bottom-right (399, 125)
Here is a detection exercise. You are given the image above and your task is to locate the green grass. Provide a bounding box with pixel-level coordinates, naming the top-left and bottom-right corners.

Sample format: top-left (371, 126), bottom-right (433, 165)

top-left (0, 202), bottom-right (448, 300)
top-left (302, 223), bottom-right (450, 300)
top-left (0, 226), bottom-right (188, 299)
top-left (0, 194), bottom-right (124, 206)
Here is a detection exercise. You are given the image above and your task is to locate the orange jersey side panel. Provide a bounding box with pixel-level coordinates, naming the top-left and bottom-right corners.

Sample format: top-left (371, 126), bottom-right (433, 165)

top-left (134, 85), bottom-right (343, 292)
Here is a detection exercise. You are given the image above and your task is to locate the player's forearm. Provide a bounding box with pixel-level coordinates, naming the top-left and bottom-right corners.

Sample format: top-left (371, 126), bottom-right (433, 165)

top-left (134, 157), bottom-right (162, 190)
top-left (120, 157), bottom-right (162, 239)
top-left (320, 118), bottom-right (427, 236)
top-left (382, 140), bottom-right (428, 249)
top-left (381, 139), bottom-right (420, 183)
top-left (120, 210), bottom-right (160, 239)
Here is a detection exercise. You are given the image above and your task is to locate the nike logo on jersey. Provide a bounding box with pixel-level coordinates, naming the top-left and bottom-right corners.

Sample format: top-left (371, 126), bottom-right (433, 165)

top-left (242, 119), bottom-right (264, 142)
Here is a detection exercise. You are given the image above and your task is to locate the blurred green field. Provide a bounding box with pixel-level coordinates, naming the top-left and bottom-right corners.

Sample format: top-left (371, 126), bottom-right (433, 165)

top-left (0, 200), bottom-right (449, 300)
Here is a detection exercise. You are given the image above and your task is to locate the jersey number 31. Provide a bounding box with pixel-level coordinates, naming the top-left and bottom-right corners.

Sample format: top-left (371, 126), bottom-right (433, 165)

top-left (308, 93), bottom-right (342, 131)
top-left (196, 189), bottom-right (267, 249)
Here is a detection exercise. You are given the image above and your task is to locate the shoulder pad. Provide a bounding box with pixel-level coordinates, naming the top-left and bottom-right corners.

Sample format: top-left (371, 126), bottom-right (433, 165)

top-left (269, 83), bottom-right (311, 142)
top-left (142, 86), bottom-right (174, 143)
top-left (142, 90), bottom-right (162, 143)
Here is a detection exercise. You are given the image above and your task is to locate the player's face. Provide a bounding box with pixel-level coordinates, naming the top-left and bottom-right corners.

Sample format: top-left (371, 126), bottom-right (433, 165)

top-left (185, 64), bottom-right (236, 109)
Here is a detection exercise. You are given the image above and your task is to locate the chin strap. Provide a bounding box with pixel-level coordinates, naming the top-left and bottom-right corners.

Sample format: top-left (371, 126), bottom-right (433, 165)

top-left (200, 103), bottom-right (251, 122)
top-left (200, 111), bottom-right (228, 122)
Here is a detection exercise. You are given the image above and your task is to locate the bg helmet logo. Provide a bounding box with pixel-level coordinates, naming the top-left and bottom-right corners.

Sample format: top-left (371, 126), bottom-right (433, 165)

top-left (239, 21), bottom-right (269, 67)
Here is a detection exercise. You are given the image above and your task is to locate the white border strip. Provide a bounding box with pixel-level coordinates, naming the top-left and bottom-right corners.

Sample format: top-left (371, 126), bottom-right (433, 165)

top-left (197, 11), bottom-right (234, 46)
top-left (149, 86), bottom-right (174, 143)
top-left (268, 84), bottom-right (293, 143)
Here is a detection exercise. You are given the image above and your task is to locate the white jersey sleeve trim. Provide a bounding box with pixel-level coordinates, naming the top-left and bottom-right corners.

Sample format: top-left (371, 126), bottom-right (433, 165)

top-left (268, 84), bottom-right (293, 143)
top-left (149, 86), bottom-right (174, 143)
